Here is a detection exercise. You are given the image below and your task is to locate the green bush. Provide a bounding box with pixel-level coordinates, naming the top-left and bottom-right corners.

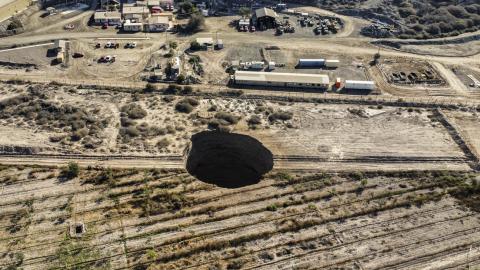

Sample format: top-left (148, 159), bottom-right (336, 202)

top-left (190, 40), bottom-right (203, 51)
top-left (266, 204), bottom-right (278, 211)
top-left (62, 162), bottom-right (79, 179)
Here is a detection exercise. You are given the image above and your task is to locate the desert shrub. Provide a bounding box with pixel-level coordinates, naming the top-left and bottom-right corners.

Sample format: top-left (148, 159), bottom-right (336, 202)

top-left (266, 204), bottom-right (278, 211)
top-left (164, 84), bottom-right (182, 95)
top-left (183, 14), bottom-right (205, 33)
top-left (175, 97), bottom-right (199, 113)
top-left (166, 125), bottom-right (176, 134)
top-left (247, 115), bottom-right (262, 125)
top-left (157, 138), bottom-right (170, 149)
top-left (121, 103), bottom-right (147, 119)
top-left (0, 93), bottom-right (106, 145)
top-left (182, 86), bottom-right (193, 94)
top-left (162, 95), bottom-right (176, 103)
top-left (214, 112), bottom-right (240, 125)
top-left (268, 111), bottom-right (293, 122)
top-left (71, 128), bottom-right (88, 141)
top-left (144, 83), bottom-right (155, 93)
top-left (120, 117), bottom-right (136, 127)
top-left (62, 162), bottom-right (79, 179)
top-left (125, 126), bottom-right (140, 137)
top-left (255, 106), bottom-right (273, 115)
top-left (189, 41), bottom-right (202, 51)
top-left (175, 102), bottom-right (194, 113)
top-left (219, 90), bottom-right (244, 97)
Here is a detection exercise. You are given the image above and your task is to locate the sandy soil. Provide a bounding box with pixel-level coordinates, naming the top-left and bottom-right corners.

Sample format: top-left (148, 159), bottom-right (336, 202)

top-left (0, 166), bottom-right (478, 269)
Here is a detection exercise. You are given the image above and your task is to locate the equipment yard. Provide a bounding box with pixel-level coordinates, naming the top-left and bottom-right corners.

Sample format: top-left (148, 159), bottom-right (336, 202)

top-left (0, 1), bottom-right (480, 270)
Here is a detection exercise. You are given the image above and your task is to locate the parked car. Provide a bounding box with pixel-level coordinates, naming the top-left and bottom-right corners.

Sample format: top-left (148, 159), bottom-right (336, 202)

top-left (64, 24), bottom-right (75, 30)
top-left (98, 55), bottom-right (116, 63)
top-left (125, 42), bottom-right (137, 48)
top-left (105, 42), bottom-right (113, 48)
top-left (95, 43), bottom-right (101, 48)
top-left (250, 26), bottom-right (256, 32)
top-left (102, 23), bottom-right (108, 29)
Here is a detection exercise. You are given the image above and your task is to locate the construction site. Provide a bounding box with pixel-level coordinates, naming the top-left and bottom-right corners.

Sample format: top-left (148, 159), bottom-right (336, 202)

top-left (0, 0), bottom-right (480, 269)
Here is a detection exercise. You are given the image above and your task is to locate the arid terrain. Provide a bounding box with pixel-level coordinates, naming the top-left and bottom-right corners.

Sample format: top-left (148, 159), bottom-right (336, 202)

top-left (1, 166), bottom-right (479, 270)
top-left (0, 1), bottom-right (479, 270)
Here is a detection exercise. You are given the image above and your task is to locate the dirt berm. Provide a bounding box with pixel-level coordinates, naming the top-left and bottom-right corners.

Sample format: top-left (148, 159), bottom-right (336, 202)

top-left (185, 131), bottom-right (273, 188)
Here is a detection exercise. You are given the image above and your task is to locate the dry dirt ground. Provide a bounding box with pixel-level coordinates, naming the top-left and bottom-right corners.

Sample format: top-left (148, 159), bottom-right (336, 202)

top-left (0, 166), bottom-right (479, 270)
top-left (0, 83), bottom-right (473, 172)
top-left (399, 40), bottom-right (480, 58)
top-left (444, 110), bottom-right (480, 159)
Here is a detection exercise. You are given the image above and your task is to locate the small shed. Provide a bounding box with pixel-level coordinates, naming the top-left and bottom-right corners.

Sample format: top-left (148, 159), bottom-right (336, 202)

top-left (145, 16), bottom-right (169, 32)
top-left (215, 39), bottom-right (223, 50)
top-left (196, 37), bottom-right (214, 49)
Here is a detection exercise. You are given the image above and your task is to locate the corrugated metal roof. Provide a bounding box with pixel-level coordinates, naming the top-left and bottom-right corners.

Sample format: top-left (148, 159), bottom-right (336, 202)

top-left (147, 16), bottom-right (169, 24)
top-left (94, 11), bottom-right (121, 20)
top-left (122, 6), bottom-right (150, 14)
top-left (255, 7), bottom-right (277, 18)
top-left (235, 71), bottom-right (330, 85)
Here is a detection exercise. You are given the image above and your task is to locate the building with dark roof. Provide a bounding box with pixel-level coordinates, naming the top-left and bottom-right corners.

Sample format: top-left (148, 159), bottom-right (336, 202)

top-left (252, 7), bottom-right (278, 30)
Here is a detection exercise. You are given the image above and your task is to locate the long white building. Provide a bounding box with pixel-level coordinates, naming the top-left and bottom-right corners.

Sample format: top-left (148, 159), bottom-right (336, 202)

top-left (234, 71), bottom-right (330, 89)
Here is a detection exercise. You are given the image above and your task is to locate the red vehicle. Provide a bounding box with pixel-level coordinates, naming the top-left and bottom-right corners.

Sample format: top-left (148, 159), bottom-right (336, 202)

top-left (102, 23), bottom-right (108, 29)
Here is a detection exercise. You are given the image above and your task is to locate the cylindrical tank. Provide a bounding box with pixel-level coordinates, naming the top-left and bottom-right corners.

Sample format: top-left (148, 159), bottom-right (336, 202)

top-left (298, 59), bottom-right (325, 67)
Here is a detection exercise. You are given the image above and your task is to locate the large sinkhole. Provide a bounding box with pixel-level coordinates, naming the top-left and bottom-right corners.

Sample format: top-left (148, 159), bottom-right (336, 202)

top-left (185, 131), bottom-right (274, 188)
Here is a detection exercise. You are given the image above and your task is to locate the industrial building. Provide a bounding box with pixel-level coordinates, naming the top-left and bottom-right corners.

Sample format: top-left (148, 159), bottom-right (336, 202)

top-left (93, 11), bottom-right (122, 26)
top-left (144, 15), bottom-right (170, 32)
top-left (252, 7), bottom-right (278, 30)
top-left (344, 80), bottom-right (375, 90)
top-left (234, 71), bottom-right (330, 89)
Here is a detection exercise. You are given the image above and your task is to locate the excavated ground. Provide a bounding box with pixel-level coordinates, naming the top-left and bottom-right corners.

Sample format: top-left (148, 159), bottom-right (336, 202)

top-left (185, 131), bottom-right (274, 188)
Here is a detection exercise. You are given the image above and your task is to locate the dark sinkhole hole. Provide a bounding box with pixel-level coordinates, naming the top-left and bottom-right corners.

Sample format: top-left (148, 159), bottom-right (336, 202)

top-left (185, 131), bottom-right (274, 188)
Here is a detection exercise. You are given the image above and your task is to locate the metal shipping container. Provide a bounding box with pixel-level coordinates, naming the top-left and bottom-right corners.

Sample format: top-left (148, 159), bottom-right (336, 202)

top-left (325, 59), bottom-right (340, 68)
top-left (345, 80), bottom-right (375, 90)
top-left (298, 59), bottom-right (325, 67)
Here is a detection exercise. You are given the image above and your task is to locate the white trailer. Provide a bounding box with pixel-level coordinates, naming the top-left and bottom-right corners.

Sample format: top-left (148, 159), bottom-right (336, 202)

top-left (345, 80), bottom-right (375, 90)
top-left (325, 59), bottom-right (339, 68)
top-left (268, 61), bottom-right (275, 70)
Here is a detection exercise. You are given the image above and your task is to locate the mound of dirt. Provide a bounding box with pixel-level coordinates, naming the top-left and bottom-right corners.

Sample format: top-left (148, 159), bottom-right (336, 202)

top-left (185, 131), bottom-right (273, 188)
